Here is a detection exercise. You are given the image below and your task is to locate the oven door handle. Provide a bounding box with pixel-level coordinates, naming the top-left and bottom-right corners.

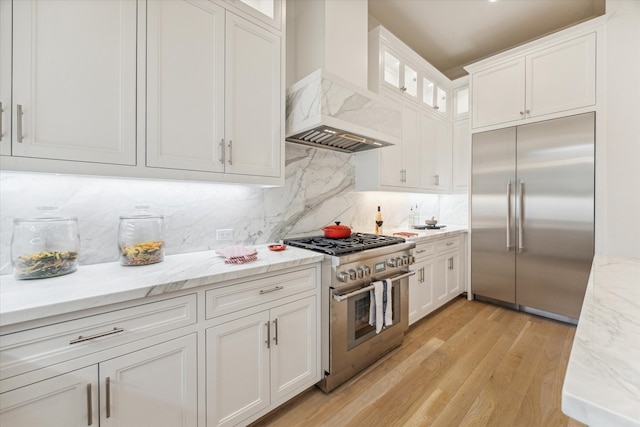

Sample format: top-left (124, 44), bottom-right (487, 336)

top-left (332, 270), bottom-right (415, 302)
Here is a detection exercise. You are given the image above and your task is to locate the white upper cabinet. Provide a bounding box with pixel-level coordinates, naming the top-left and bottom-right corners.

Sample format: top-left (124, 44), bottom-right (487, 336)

top-left (420, 113), bottom-right (451, 191)
top-left (0, 0), bottom-right (10, 157)
top-left (361, 25), bottom-right (454, 193)
top-left (147, 1), bottom-right (281, 179)
top-left (1, 0), bottom-right (284, 186)
top-left (11, 0), bottom-right (137, 165)
top-left (147, 0), bottom-right (225, 173)
top-left (377, 39), bottom-right (449, 118)
top-left (225, 0), bottom-right (282, 30)
top-left (470, 32), bottom-right (596, 129)
top-left (224, 11), bottom-right (281, 178)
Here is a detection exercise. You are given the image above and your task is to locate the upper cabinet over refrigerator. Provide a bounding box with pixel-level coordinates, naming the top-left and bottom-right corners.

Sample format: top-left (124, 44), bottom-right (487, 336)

top-left (468, 32), bottom-right (596, 130)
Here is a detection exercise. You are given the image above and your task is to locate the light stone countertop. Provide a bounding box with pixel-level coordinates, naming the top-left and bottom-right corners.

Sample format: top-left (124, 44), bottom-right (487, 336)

top-left (562, 255), bottom-right (640, 427)
top-left (0, 244), bottom-right (325, 327)
top-left (386, 225), bottom-right (468, 244)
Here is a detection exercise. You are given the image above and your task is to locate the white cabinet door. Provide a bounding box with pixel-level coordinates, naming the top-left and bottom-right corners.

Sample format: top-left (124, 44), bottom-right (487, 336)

top-left (100, 334), bottom-right (198, 427)
top-left (0, 366), bottom-right (98, 427)
top-left (471, 58), bottom-right (525, 129)
top-left (0, 0), bottom-right (10, 156)
top-left (206, 311), bottom-right (270, 427)
top-left (452, 118), bottom-right (470, 190)
top-left (446, 251), bottom-right (463, 298)
top-left (433, 254), bottom-right (449, 307)
top-left (526, 33), bottom-right (596, 118)
top-left (401, 101), bottom-right (421, 188)
top-left (420, 112), bottom-right (451, 191)
top-left (225, 12), bottom-right (281, 178)
top-left (408, 258), bottom-right (434, 325)
top-left (270, 296), bottom-right (317, 403)
top-left (11, 0), bottom-right (137, 165)
top-left (146, 0), bottom-right (225, 173)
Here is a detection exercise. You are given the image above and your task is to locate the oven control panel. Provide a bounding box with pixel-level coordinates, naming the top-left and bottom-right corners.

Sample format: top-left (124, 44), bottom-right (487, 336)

top-left (336, 254), bottom-right (415, 282)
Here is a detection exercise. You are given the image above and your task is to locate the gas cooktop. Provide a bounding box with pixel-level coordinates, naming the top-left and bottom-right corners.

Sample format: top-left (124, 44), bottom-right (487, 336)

top-left (283, 233), bottom-right (405, 256)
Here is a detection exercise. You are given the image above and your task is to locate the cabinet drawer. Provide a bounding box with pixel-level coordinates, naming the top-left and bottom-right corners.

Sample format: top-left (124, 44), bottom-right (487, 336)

top-left (0, 294), bottom-right (196, 380)
top-left (435, 236), bottom-right (461, 252)
top-left (413, 242), bottom-right (435, 260)
top-left (206, 267), bottom-right (318, 319)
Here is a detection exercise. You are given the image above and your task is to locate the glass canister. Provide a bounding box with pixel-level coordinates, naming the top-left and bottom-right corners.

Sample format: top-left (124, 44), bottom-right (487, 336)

top-left (11, 207), bottom-right (80, 280)
top-left (118, 206), bottom-right (165, 266)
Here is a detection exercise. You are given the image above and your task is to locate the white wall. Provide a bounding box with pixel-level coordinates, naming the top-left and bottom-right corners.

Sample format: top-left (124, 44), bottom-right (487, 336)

top-left (600, 0), bottom-right (640, 257)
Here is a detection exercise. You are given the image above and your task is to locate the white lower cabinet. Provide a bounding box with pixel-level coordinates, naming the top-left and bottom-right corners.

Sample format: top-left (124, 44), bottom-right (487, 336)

top-left (408, 243), bottom-right (435, 325)
top-left (0, 366), bottom-right (97, 427)
top-left (409, 235), bottom-right (466, 325)
top-left (206, 296), bottom-right (317, 427)
top-left (0, 334), bottom-right (198, 427)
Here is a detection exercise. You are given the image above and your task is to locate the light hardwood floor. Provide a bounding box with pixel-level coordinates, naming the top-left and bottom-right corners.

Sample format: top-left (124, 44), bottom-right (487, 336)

top-left (252, 297), bottom-right (586, 427)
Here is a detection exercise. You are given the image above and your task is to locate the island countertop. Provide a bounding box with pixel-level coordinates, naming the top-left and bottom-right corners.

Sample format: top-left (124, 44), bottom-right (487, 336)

top-left (562, 254), bottom-right (640, 427)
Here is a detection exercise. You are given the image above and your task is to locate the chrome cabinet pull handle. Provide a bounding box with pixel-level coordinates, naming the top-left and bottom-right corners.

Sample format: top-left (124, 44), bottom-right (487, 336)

top-left (227, 140), bottom-right (233, 165)
top-left (400, 86), bottom-right (407, 92)
top-left (520, 111), bottom-right (525, 116)
top-left (446, 242), bottom-right (454, 246)
top-left (17, 104), bottom-right (24, 143)
top-left (518, 180), bottom-right (525, 253)
top-left (415, 249), bottom-right (426, 254)
top-left (0, 102), bottom-right (4, 141)
top-left (69, 327), bottom-right (124, 345)
top-left (106, 377), bottom-right (111, 418)
top-left (220, 139), bottom-right (224, 164)
top-left (273, 319), bottom-right (278, 345)
top-left (506, 179), bottom-right (513, 251)
top-left (86, 384), bottom-right (93, 426)
top-left (265, 321), bottom-right (271, 349)
top-left (259, 285), bottom-right (283, 295)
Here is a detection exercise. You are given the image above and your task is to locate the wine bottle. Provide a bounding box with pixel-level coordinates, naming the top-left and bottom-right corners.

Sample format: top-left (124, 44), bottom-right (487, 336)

top-left (375, 206), bottom-right (383, 234)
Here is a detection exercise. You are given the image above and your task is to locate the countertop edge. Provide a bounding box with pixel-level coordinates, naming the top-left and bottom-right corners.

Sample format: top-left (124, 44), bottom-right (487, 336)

top-left (0, 245), bottom-right (325, 328)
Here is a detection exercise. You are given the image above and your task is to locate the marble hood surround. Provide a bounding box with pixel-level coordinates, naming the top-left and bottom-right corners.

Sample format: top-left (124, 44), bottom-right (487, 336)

top-left (285, 69), bottom-right (401, 153)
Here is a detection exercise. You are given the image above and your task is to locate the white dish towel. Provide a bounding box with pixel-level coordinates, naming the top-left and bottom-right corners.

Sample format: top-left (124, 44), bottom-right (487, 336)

top-left (369, 279), bottom-right (393, 334)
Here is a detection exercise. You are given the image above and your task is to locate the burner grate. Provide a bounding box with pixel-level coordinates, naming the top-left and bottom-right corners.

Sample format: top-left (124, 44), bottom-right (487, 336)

top-left (283, 233), bottom-right (405, 256)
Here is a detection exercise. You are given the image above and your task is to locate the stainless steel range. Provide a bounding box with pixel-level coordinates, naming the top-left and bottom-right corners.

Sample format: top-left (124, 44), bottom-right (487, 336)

top-left (283, 233), bottom-right (415, 392)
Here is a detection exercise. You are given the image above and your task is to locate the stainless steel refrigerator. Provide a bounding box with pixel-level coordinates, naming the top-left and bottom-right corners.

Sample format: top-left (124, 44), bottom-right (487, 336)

top-left (471, 112), bottom-right (595, 320)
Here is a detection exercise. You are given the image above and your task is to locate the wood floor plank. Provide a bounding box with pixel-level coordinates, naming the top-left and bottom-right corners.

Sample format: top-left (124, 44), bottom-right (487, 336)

top-left (251, 298), bottom-right (586, 427)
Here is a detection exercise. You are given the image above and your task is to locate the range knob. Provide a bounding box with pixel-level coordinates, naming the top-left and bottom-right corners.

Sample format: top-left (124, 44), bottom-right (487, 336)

top-left (396, 256), bottom-right (405, 266)
top-left (387, 258), bottom-right (397, 268)
top-left (348, 269), bottom-right (357, 280)
top-left (357, 266), bottom-right (370, 278)
top-left (401, 255), bottom-right (410, 266)
top-left (408, 255), bottom-right (415, 265)
top-left (337, 271), bottom-right (350, 282)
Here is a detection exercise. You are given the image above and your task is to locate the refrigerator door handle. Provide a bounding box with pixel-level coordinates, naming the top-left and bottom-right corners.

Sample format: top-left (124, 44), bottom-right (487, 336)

top-left (506, 179), bottom-right (513, 251)
top-left (518, 180), bottom-right (525, 253)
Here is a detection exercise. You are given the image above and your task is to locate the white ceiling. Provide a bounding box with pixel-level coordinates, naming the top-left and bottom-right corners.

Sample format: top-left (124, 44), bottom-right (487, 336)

top-left (368, 0), bottom-right (605, 80)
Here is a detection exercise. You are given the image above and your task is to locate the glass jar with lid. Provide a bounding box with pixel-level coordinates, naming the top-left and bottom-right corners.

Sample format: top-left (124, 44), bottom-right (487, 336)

top-left (11, 207), bottom-right (80, 279)
top-left (118, 206), bottom-right (165, 266)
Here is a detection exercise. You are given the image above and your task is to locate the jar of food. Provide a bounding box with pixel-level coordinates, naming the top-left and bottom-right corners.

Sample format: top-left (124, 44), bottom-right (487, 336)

top-left (118, 206), bottom-right (165, 266)
top-left (11, 207), bottom-right (80, 279)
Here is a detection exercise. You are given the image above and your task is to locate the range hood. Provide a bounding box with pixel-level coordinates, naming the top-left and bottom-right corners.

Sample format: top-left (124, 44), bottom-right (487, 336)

top-left (286, 70), bottom-right (401, 153)
top-left (285, 0), bottom-right (401, 153)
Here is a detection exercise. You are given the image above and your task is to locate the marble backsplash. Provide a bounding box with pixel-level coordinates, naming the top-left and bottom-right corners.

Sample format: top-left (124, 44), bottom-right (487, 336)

top-left (0, 144), bottom-right (467, 275)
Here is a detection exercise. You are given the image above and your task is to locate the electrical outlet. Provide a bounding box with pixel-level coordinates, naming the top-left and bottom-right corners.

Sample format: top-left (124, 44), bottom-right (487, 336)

top-left (216, 229), bottom-right (233, 241)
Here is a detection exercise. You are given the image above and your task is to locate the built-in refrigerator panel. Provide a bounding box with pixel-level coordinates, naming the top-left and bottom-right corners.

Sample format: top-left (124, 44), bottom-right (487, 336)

top-left (471, 127), bottom-right (517, 304)
top-left (471, 112), bottom-right (595, 320)
top-left (515, 113), bottom-right (595, 319)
